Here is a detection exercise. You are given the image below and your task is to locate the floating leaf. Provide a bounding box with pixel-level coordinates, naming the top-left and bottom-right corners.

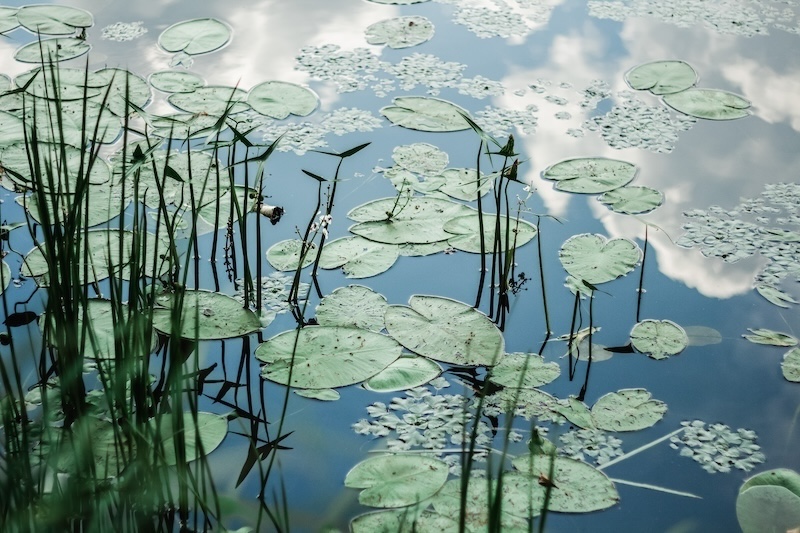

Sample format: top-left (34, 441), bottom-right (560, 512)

top-left (385, 295), bottom-right (503, 366)
top-left (349, 197), bottom-right (474, 245)
top-left (663, 88), bottom-right (751, 120)
top-left (630, 319), bottom-right (688, 360)
top-left (152, 411), bottom-right (228, 466)
top-left (149, 113), bottom-right (220, 140)
top-left (385, 167), bottom-right (445, 195)
top-left (149, 70), bottom-right (206, 93)
top-left (444, 213), bottom-right (537, 253)
top-left (295, 388), bottom-right (340, 401)
top-left (553, 397), bottom-right (595, 430)
top-left (484, 387), bottom-right (558, 420)
top-left (392, 143), bottom-right (448, 176)
top-left (559, 233), bottom-right (640, 285)
top-left (151, 290), bottom-right (262, 340)
top-left (437, 168), bottom-right (493, 201)
top-left (542, 158), bottom-right (638, 194)
top-left (591, 389), bottom-right (667, 432)
top-left (15, 38), bottom-right (90, 63)
top-left (511, 454), bottom-right (620, 513)
top-left (397, 241), bottom-right (452, 257)
top-left (489, 353), bottom-right (560, 389)
top-left (429, 476), bottom-right (534, 528)
top-left (737, 469), bottom-right (800, 533)
top-left (782, 348), bottom-right (800, 383)
top-left (89, 67), bottom-right (151, 117)
top-left (624, 60), bottom-right (698, 95)
top-left (17, 5), bottom-right (92, 35)
top-left (0, 7), bottom-right (19, 34)
top-left (248, 81), bottom-right (319, 119)
top-left (344, 454), bottom-right (448, 508)
top-left (315, 285), bottom-right (389, 332)
top-left (743, 328), bottom-right (798, 347)
top-left (256, 326), bottom-right (402, 389)
top-left (364, 356), bottom-right (442, 392)
top-left (756, 284), bottom-right (797, 308)
top-left (158, 18), bottom-right (232, 55)
top-left (380, 96), bottom-right (469, 132)
top-left (73, 299), bottom-right (157, 360)
top-left (318, 236), bottom-right (399, 278)
top-left (598, 186), bottom-right (664, 214)
top-left (351, 510), bottom-right (458, 533)
top-left (168, 86), bottom-right (249, 115)
top-left (366, 16), bottom-right (434, 49)
top-left (266, 239), bottom-right (315, 271)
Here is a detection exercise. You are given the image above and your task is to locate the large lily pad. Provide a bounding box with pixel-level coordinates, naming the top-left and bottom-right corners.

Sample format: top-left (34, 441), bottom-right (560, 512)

top-left (167, 86), bottom-right (249, 116)
top-left (149, 70), bottom-right (206, 94)
top-left (266, 239), bottom-right (316, 271)
top-left (257, 326), bottom-right (401, 388)
top-left (542, 158), bottom-right (638, 194)
top-left (782, 348), bottom-right (800, 383)
top-left (380, 96), bottom-right (470, 132)
top-left (364, 356), bottom-right (442, 392)
top-left (591, 388), bottom-right (667, 431)
top-left (624, 60), bottom-right (698, 95)
top-left (598, 186), bottom-right (664, 215)
top-left (15, 37), bottom-right (91, 63)
top-left (559, 233), bottom-right (641, 285)
top-left (429, 475), bottom-right (535, 528)
top-left (315, 285), bottom-right (388, 332)
top-left (444, 213), bottom-right (538, 253)
top-left (17, 5), bottom-right (93, 35)
top-left (159, 18), bottom-right (232, 55)
top-left (737, 469), bottom-right (800, 533)
top-left (248, 81), bottom-right (319, 119)
top-left (151, 290), bottom-right (262, 340)
top-left (366, 16), bottom-right (434, 49)
top-left (345, 454), bottom-right (449, 508)
top-left (489, 352), bottom-right (560, 388)
top-left (630, 319), bottom-right (688, 360)
top-left (318, 236), bottom-right (399, 278)
top-left (663, 88), bottom-right (751, 120)
top-left (385, 295), bottom-right (503, 366)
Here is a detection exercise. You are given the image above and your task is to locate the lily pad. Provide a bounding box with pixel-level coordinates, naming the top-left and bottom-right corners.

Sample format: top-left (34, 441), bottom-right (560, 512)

top-left (559, 233), bottom-right (641, 285)
top-left (344, 454), bottom-right (448, 508)
top-left (366, 16), bottom-right (434, 49)
top-left (349, 196), bottom-right (474, 245)
top-left (429, 475), bottom-right (535, 528)
top-left (152, 411), bottom-right (228, 466)
top-left (591, 388), bottom-right (667, 432)
top-left (17, 5), bottom-right (93, 35)
top-left (384, 167), bottom-right (445, 195)
top-left (15, 37), bottom-right (91, 63)
top-left (0, 7), bottom-right (19, 34)
top-left (511, 454), bottom-right (620, 513)
top-left (598, 186), bottom-right (664, 214)
top-left (380, 96), bottom-right (470, 132)
top-left (151, 290), bottom-right (262, 340)
top-left (488, 352), bottom-right (560, 389)
top-left (737, 475), bottom-right (800, 533)
top-left (782, 348), bottom-right (800, 383)
top-left (158, 18), bottom-right (232, 55)
top-left (437, 168), bottom-right (493, 202)
top-left (663, 88), bottom-right (751, 120)
top-left (397, 241), bottom-right (452, 257)
top-left (444, 213), bottom-right (538, 253)
top-left (364, 356), bottom-right (442, 392)
top-left (318, 236), bottom-right (399, 278)
top-left (89, 67), bottom-right (151, 117)
top-left (756, 284), bottom-right (797, 308)
top-left (167, 86), bottom-right (249, 116)
top-left (743, 328), bottom-right (798, 347)
top-left (385, 295), bottom-right (503, 366)
top-left (267, 239), bottom-right (316, 271)
top-left (248, 81), bottom-right (319, 119)
top-left (315, 285), bottom-right (389, 332)
top-left (74, 299), bottom-right (157, 360)
top-left (149, 70), bottom-right (206, 93)
top-left (553, 397), bottom-right (595, 430)
top-left (256, 326), bottom-right (402, 389)
top-left (392, 143), bottom-right (448, 176)
top-left (351, 510), bottom-right (458, 533)
top-left (630, 319), bottom-right (688, 360)
top-left (624, 60), bottom-right (698, 95)
top-left (542, 157), bottom-right (638, 194)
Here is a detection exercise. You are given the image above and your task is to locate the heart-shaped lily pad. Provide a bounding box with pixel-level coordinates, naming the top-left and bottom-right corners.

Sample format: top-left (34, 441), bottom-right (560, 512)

top-left (624, 60), bottom-right (698, 95)
top-left (366, 16), bottom-right (434, 49)
top-left (663, 88), bottom-right (751, 120)
top-left (542, 158), bottom-right (638, 194)
top-left (345, 454), bottom-right (449, 508)
top-left (248, 81), bottom-right (319, 119)
top-left (591, 388), bottom-right (667, 431)
top-left (151, 290), bottom-right (262, 340)
top-left (489, 352), bottom-right (560, 388)
top-left (598, 186), bottom-right (664, 215)
top-left (364, 356), bottom-right (442, 392)
top-left (315, 285), bottom-right (388, 332)
top-left (444, 213), bottom-right (538, 253)
top-left (630, 319), bottom-right (688, 360)
top-left (159, 18), bottom-right (232, 55)
top-left (559, 233), bottom-right (641, 285)
top-left (318, 236), bottom-right (399, 278)
top-left (380, 96), bottom-right (470, 132)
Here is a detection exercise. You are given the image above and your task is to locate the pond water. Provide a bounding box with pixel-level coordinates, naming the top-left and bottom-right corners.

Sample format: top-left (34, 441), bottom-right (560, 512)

top-left (0, 0), bottom-right (799, 532)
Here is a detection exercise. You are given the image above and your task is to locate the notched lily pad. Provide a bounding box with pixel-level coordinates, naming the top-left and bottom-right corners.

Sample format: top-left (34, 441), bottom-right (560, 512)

top-left (149, 70), bottom-right (206, 93)
top-left (315, 285), bottom-right (388, 332)
top-left (318, 236), bottom-right (399, 278)
top-left (444, 213), bottom-right (537, 253)
top-left (345, 454), bottom-right (448, 508)
top-left (158, 18), bottom-right (232, 55)
top-left (151, 290), bottom-right (262, 340)
top-left (366, 16), bottom-right (434, 49)
top-left (591, 388), bottom-right (667, 431)
top-left (630, 319), bottom-right (688, 360)
top-left (15, 38), bottom-right (91, 63)
top-left (17, 5), bottom-right (93, 35)
top-left (542, 157), bottom-right (638, 194)
top-left (663, 88), bottom-right (751, 120)
top-left (625, 60), bottom-right (698, 95)
top-left (782, 348), bottom-right (800, 383)
top-left (248, 81), bottom-right (319, 119)
top-left (364, 356), bottom-right (442, 392)
top-left (598, 186), bottom-right (664, 215)
top-left (267, 239), bottom-right (315, 271)
top-left (559, 233), bottom-right (641, 285)
top-left (380, 96), bottom-right (470, 132)
top-left (489, 352), bottom-right (560, 389)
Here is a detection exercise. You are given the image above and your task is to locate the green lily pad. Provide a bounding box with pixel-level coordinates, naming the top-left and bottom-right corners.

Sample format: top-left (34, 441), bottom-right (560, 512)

top-left (489, 352), bottom-right (560, 389)
top-left (315, 285), bottom-right (389, 332)
top-left (89, 68), bottom-right (151, 117)
top-left (195, 185), bottom-right (257, 235)
top-left (624, 60), bottom-right (698, 95)
top-left (385, 295), bottom-right (503, 366)
top-left (152, 411), bottom-right (228, 466)
top-left (782, 348), bottom-right (800, 383)
top-left (248, 81), bottom-right (319, 119)
top-left (366, 16), bottom-right (435, 49)
top-left (149, 113), bottom-right (220, 140)
top-left (15, 37), bottom-right (90, 63)
top-left (351, 510), bottom-right (458, 533)
top-left (559, 233), bottom-right (641, 285)
top-left (364, 356), bottom-right (442, 392)
top-left (429, 475), bottom-right (535, 528)
top-left (511, 454), bottom-right (620, 513)
top-left (630, 319), bottom-right (688, 360)
top-left (344, 454), bottom-right (449, 508)
top-left (256, 326), bottom-right (402, 388)
top-left (349, 196), bottom-right (474, 245)
top-left (392, 143), bottom-right (449, 176)
top-left (444, 213), bottom-right (538, 253)
top-left (542, 157), bottom-right (638, 194)
top-left (15, 67), bottom-right (102, 101)
top-left (53, 416), bottom-right (130, 478)
top-left (267, 239), bottom-right (316, 271)
top-left (384, 167), bottom-right (445, 196)
top-left (151, 290), bottom-right (262, 340)
top-left (318, 236), bottom-right (399, 278)
top-left (73, 299), bottom-right (157, 360)
top-left (0, 260), bottom-right (10, 297)
top-left (17, 5), bottom-right (92, 35)
top-left (159, 18), bottom-right (232, 55)
top-left (149, 70), bottom-right (206, 93)
top-left (737, 484), bottom-right (800, 533)
top-left (598, 186), bottom-right (664, 214)
top-left (484, 387), bottom-right (559, 420)
top-left (437, 168), bottom-right (493, 201)
top-left (553, 397), bottom-right (595, 429)
top-left (168, 86), bottom-right (249, 116)
top-left (591, 388), bottom-right (667, 432)
top-left (0, 7), bottom-right (19, 34)
top-left (740, 468), bottom-right (800, 496)
top-left (1, 143), bottom-right (111, 191)
top-left (295, 388), bottom-right (340, 401)
top-left (380, 96), bottom-right (470, 132)
top-left (663, 88), bottom-right (751, 120)
top-left (756, 284), bottom-right (798, 308)
top-left (743, 328), bottom-right (798, 347)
